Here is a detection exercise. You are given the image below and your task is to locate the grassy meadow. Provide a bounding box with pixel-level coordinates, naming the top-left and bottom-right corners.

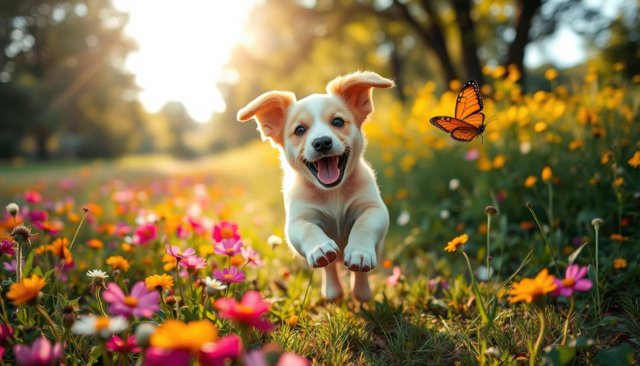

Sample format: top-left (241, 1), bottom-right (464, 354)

top-left (0, 67), bottom-right (639, 365)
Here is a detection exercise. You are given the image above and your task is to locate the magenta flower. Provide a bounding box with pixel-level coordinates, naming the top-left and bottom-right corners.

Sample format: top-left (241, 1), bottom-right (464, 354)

top-left (103, 281), bottom-right (160, 318)
top-left (199, 335), bottom-right (242, 366)
top-left (24, 191), bottom-right (42, 204)
top-left (107, 335), bottom-right (141, 353)
top-left (244, 350), bottom-right (309, 366)
top-left (144, 348), bottom-right (190, 366)
top-left (212, 221), bottom-right (240, 243)
top-left (553, 264), bottom-right (593, 297)
top-left (188, 216), bottom-right (207, 236)
top-left (0, 323), bottom-right (13, 342)
top-left (241, 246), bottom-right (265, 267)
top-left (134, 222), bottom-right (157, 246)
top-left (214, 291), bottom-right (273, 332)
top-left (386, 266), bottom-right (401, 287)
top-left (13, 336), bottom-right (63, 366)
top-left (179, 255), bottom-right (207, 271)
top-left (212, 266), bottom-right (245, 284)
top-left (166, 244), bottom-right (196, 261)
top-left (27, 209), bottom-right (47, 223)
top-left (0, 239), bottom-right (15, 256)
top-left (214, 238), bottom-right (243, 257)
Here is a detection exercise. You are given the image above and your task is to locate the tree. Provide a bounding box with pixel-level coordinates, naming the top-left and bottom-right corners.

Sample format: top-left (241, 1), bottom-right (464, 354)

top-left (0, 0), bottom-right (142, 159)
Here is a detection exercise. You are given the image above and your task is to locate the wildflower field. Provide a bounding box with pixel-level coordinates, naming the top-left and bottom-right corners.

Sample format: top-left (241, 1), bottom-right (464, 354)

top-left (1, 67), bottom-right (639, 365)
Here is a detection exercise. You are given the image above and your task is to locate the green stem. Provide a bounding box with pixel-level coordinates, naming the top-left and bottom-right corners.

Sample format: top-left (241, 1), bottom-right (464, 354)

top-left (36, 305), bottom-right (60, 342)
top-left (68, 209), bottom-right (89, 251)
top-left (531, 307), bottom-right (546, 366)
top-left (174, 267), bottom-right (185, 319)
top-left (298, 270), bottom-right (314, 316)
top-left (527, 205), bottom-right (561, 277)
top-left (547, 182), bottom-right (554, 232)
top-left (486, 213), bottom-right (492, 300)
top-left (16, 242), bottom-right (23, 282)
top-left (594, 225), bottom-right (602, 320)
top-left (461, 251), bottom-right (489, 326)
top-left (561, 297), bottom-right (575, 345)
top-left (96, 287), bottom-right (107, 316)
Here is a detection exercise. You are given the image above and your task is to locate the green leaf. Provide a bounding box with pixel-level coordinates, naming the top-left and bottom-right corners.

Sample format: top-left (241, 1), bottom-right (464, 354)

top-left (87, 346), bottom-right (102, 365)
top-left (22, 249), bottom-right (35, 277)
top-left (566, 336), bottom-right (594, 348)
top-left (568, 242), bottom-right (589, 265)
top-left (542, 345), bottom-right (576, 366)
top-left (594, 343), bottom-right (634, 366)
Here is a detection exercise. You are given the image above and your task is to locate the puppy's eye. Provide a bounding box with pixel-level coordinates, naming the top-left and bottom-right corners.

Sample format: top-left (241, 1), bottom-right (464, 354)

top-left (294, 125), bottom-right (306, 136)
top-left (331, 117), bottom-right (345, 127)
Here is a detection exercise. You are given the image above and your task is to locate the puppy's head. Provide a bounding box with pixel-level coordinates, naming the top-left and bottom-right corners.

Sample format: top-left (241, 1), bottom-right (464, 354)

top-left (238, 71), bottom-right (394, 189)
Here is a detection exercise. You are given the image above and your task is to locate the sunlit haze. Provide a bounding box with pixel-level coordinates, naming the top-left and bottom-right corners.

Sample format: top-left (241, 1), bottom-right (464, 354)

top-left (113, 0), bottom-right (259, 123)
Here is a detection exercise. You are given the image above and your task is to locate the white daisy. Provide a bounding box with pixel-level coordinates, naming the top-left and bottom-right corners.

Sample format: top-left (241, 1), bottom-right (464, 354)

top-left (71, 315), bottom-right (128, 338)
top-left (204, 276), bottom-right (227, 295)
top-left (86, 269), bottom-right (109, 279)
top-left (267, 234), bottom-right (283, 247)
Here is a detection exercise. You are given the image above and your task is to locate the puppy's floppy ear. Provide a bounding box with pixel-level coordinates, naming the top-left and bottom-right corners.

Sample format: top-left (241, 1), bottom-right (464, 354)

top-left (237, 91), bottom-right (296, 147)
top-left (326, 71), bottom-right (394, 126)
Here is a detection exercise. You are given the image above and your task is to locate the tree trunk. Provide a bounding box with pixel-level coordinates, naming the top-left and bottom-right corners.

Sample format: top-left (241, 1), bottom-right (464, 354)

top-left (506, 0), bottom-right (543, 85)
top-left (389, 42), bottom-right (407, 102)
top-left (35, 130), bottom-right (50, 160)
top-left (451, 0), bottom-right (484, 84)
top-left (393, 0), bottom-right (458, 85)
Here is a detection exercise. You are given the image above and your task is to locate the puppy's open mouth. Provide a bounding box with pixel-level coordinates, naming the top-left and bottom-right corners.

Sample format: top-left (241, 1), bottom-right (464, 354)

top-left (305, 153), bottom-right (349, 188)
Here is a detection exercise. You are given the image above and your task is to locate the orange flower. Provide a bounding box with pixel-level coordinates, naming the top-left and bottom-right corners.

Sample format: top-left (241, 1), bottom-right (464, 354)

top-left (628, 151), bottom-right (640, 168)
top-left (524, 176), bottom-right (537, 188)
top-left (86, 239), bottom-right (104, 249)
top-left (150, 320), bottom-right (217, 352)
top-left (444, 234), bottom-right (469, 252)
top-left (162, 254), bottom-right (177, 271)
top-left (508, 269), bottom-right (557, 304)
top-left (541, 167), bottom-right (552, 182)
top-left (106, 256), bottom-right (130, 272)
top-left (7, 275), bottom-right (46, 305)
top-left (610, 234), bottom-right (629, 242)
top-left (613, 258), bottom-right (627, 269)
top-left (520, 221), bottom-right (535, 231)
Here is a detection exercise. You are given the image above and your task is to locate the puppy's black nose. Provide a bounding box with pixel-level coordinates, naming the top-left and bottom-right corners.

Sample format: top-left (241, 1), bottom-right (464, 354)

top-left (312, 136), bottom-right (333, 153)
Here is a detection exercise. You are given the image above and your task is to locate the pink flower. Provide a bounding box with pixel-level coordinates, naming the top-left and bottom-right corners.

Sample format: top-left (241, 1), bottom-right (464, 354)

top-left (0, 239), bottom-right (15, 256)
top-left (103, 281), bottom-right (160, 318)
top-left (166, 244), bottom-right (196, 261)
top-left (241, 247), bottom-right (265, 267)
top-left (212, 221), bottom-right (240, 243)
top-left (553, 264), bottom-right (593, 297)
top-left (244, 350), bottom-right (309, 366)
top-left (386, 266), bottom-right (401, 287)
top-left (0, 323), bottom-right (13, 342)
top-left (13, 336), bottom-right (63, 366)
top-left (144, 348), bottom-right (190, 366)
top-left (24, 191), bottom-right (42, 204)
top-left (199, 335), bottom-right (242, 366)
top-left (27, 209), bottom-right (47, 223)
top-left (188, 216), bottom-right (207, 236)
top-left (212, 266), bottom-right (245, 284)
top-left (176, 225), bottom-right (189, 239)
top-left (179, 256), bottom-right (207, 271)
top-left (134, 223), bottom-right (157, 246)
top-left (106, 335), bottom-right (141, 353)
top-left (214, 291), bottom-right (273, 332)
top-left (214, 238), bottom-right (243, 257)
top-left (465, 149), bottom-right (480, 161)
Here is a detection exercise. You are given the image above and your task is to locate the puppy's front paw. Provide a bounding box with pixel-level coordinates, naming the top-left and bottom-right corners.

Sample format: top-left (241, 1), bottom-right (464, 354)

top-left (305, 240), bottom-right (339, 268)
top-left (343, 246), bottom-right (377, 272)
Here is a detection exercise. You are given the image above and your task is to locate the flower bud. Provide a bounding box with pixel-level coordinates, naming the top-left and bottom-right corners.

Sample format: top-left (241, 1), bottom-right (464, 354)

top-left (10, 225), bottom-right (34, 244)
top-left (5, 203), bottom-right (19, 218)
top-left (591, 218), bottom-right (604, 228)
top-left (165, 295), bottom-right (177, 305)
top-left (484, 206), bottom-right (498, 216)
top-left (525, 202), bottom-right (533, 209)
top-left (61, 305), bottom-right (78, 329)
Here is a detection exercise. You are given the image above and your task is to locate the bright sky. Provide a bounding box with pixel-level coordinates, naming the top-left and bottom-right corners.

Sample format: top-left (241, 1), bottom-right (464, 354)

top-left (112, 0), bottom-right (260, 123)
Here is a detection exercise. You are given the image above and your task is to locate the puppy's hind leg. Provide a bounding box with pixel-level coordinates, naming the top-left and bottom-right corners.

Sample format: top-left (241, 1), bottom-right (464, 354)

top-left (351, 271), bottom-right (371, 302)
top-left (322, 260), bottom-right (344, 301)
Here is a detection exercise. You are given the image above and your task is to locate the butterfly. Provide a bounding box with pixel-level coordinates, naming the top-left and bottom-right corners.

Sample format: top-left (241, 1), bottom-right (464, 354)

top-left (429, 80), bottom-right (486, 142)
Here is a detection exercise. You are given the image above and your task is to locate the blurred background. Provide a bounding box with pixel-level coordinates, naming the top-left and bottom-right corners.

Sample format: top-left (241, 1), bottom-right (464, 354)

top-left (0, 0), bottom-right (637, 160)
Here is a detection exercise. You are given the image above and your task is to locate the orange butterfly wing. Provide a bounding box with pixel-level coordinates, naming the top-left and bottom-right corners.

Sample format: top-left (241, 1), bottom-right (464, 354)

top-left (429, 80), bottom-right (486, 142)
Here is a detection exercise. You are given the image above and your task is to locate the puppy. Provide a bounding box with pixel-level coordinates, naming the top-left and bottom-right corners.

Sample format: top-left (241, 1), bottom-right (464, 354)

top-left (237, 71), bottom-right (393, 301)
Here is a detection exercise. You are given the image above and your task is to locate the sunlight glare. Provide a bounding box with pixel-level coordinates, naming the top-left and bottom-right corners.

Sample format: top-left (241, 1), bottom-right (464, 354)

top-left (113, 0), bottom-right (259, 123)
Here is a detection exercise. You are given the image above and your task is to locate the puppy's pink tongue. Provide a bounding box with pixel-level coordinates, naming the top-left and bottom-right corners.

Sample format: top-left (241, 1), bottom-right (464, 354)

top-left (317, 156), bottom-right (340, 185)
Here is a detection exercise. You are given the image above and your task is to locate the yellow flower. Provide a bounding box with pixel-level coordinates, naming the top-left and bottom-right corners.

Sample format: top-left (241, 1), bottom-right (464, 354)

top-left (162, 254), bottom-right (177, 271)
top-left (613, 62), bottom-right (625, 72)
top-left (145, 274), bottom-right (174, 290)
top-left (492, 155), bottom-right (506, 169)
top-left (106, 256), bottom-right (130, 272)
top-left (534, 121), bottom-right (547, 133)
top-left (400, 155), bottom-right (416, 172)
top-left (287, 314), bottom-right (299, 326)
top-left (601, 151), bottom-right (612, 164)
top-left (613, 177), bottom-right (624, 187)
top-left (544, 68), bottom-right (558, 80)
top-left (508, 269), bottom-right (557, 304)
top-left (613, 258), bottom-right (627, 269)
top-left (524, 176), bottom-right (537, 188)
top-left (150, 320), bottom-right (217, 352)
top-left (7, 275), bottom-right (46, 305)
top-left (568, 139), bottom-right (583, 150)
top-left (541, 167), bottom-right (552, 182)
top-left (444, 234), bottom-right (469, 252)
top-left (628, 151), bottom-right (640, 168)
top-left (396, 189), bottom-right (409, 200)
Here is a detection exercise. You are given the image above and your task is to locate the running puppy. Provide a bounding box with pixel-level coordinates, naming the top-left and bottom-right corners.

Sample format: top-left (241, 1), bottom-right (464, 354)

top-left (237, 71), bottom-right (393, 301)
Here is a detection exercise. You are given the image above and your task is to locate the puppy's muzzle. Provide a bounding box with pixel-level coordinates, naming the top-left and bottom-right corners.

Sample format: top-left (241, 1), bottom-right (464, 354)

top-left (312, 136), bottom-right (333, 153)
